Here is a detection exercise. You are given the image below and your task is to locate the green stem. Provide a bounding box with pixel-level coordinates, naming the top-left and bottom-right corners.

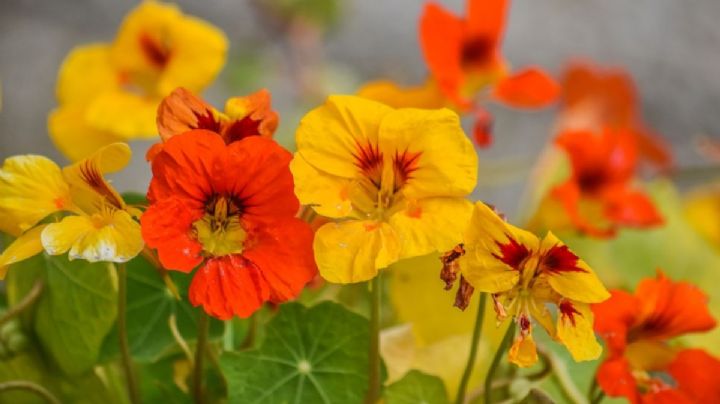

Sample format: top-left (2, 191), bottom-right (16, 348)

top-left (193, 311), bottom-right (209, 404)
top-left (240, 313), bottom-right (257, 350)
top-left (455, 293), bottom-right (487, 404)
top-left (364, 273), bottom-right (382, 404)
top-left (0, 380), bottom-right (61, 404)
top-left (591, 392), bottom-right (605, 404)
top-left (118, 263), bottom-right (140, 404)
top-left (547, 350), bottom-right (586, 404)
top-left (484, 322), bottom-right (516, 404)
top-left (587, 375), bottom-right (598, 403)
top-left (0, 279), bottom-right (44, 327)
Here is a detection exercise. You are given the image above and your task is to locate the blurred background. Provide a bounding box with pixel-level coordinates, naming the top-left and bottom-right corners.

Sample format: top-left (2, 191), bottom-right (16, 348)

top-left (1, 0), bottom-right (719, 219)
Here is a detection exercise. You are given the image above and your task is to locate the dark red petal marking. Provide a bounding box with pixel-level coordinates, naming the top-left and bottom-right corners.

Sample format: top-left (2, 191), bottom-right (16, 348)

top-left (461, 36), bottom-right (494, 67)
top-left (492, 235), bottom-right (530, 270)
top-left (351, 141), bottom-right (383, 187)
top-left (139, 32), bottom-right (170, 68)
top-left (393, 149), bottom-right (422, 190)
top-left (541, 244), bottom-right (587, 274)
top-left (79, 161), bottom-right (123, 208)
top-left (193, 109), bottom-right (223, 134)
top-left (559, 300), bottom-right (582, 327)
top-left (223, 116), bottom-right (262, 144)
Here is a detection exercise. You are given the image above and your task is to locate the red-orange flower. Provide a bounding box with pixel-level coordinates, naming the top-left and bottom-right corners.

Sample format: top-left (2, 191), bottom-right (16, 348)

top-left (592, 272), bottom-right (719, 403)
top-left (147, 87), bottom-right (278, 160)
top-left (420, 0), bottom-right (558, 144)
top-left (551, 127), bottom-right (663, 237)
top-left (558, 61), bottom-right (672, 170)
top-left (141, 130), bottom-right (316, 319)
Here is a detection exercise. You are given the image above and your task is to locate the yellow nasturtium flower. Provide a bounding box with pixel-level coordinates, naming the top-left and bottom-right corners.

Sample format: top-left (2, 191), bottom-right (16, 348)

top-left (290, 95), bottom-right (478, 283)
top-left (0, 143), bottom-right (143, 277)
top-left (48, 1), bottom-right (228, 161)
top-left (456, 201), bottom-right (610, 367)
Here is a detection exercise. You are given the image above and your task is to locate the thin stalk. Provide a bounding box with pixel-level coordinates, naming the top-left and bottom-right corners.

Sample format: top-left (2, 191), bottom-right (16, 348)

top-left (193, 311), bottom-right (209, 404)
top-left (587, 375), bottom-right (598, 403)
top-left (484, 322), bottom-right (516, 404)
top-left (117, 263), bottom-right (140, 404)
top-left (547, 350), bottom-right (586, 404)
top-left (455, 293), bottom-right (487, 404)
top-left (240, 313), bottom-right (257, 350)
top-left (364, 273), bottom-right (382, 404)
top-left (0, 380), bottom-right (61, 404)
top-left (0, 280), bottom-right (44, 327)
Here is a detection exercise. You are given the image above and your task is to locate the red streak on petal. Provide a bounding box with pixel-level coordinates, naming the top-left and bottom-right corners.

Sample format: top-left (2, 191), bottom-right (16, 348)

top-left (393, 149), bottom-right (422, 189)
top-left (222, 116), bottom-right (262, 144)
top-left (351, 141), bottom-right (383, 186)
top-left (541, 244), bottom-right (587, 274)
top-left (492, 235), bottom-right (530, 270)
top-left (461, 36), bottom-right (494, 68)
top-left (559, 300), bottom-right (582, 327)
top-left (139, 32), bottom-right (170, 68)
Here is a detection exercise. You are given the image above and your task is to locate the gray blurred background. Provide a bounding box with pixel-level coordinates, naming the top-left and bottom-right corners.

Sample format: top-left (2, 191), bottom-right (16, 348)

top-left (1, 0), bottom-right (719, 217)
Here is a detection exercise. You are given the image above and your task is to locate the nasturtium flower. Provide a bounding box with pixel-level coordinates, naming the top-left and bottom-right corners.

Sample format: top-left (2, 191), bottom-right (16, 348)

top-left (547, 128), bottom-right (663, 237)
top-left (446, 201), bottom-right (610, 367)
top-left (49, 1), bottom-right (227, 161)
top-left (592, 272), bottom-right (719, 403)
top-left (358, 0), bottom-right (559, 146)
top-left (0, 143), bottom-right (143, 276)
top-left (147, 87), bottom-right (279, 160)
top-left (290, 95), bottom-right (477, 284)
top-left (141, 130), bottom-right (316, 319)
top-left (559, 61), bottom-right (672, 170)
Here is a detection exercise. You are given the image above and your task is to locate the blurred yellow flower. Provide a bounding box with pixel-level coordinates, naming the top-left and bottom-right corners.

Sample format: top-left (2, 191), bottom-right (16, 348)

top-left (48, 1), bottom-right (228, 161)
top-left (290, 95), bottom-right (477, 283)
top-left (685, 185), bottom-right (720, 251)
top-left (0, 143), bottom-right (143, 277)
top-left (455, 201), bottom-right (610, 367)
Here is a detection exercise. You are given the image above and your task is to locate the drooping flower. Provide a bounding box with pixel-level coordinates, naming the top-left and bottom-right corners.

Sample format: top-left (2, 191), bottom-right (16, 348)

top-left (141, 130), bottom-right (316, 319)
top-left (358, 0), bottom-right (559, 146)
top-left (547, 128), bottom-right (664, 237)
top-left (48, 1), bottom-right (227, 161)
top-left (0, 143), bottom-right (143, 276)
top-left (592, 272), bottom-right (719, 403)
top-left (146, 87), bottom-right (279, 160)
top-left (446, 201), bottom-right (610, 367)
top-left (290, 95), bottom-right (477, 284)
top-left (558, 61), bottom-right (672, 170)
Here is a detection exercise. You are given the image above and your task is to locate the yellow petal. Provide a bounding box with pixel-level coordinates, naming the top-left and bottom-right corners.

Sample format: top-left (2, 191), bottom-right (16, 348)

top-left (555, 301), bottom-right (602, 362)
top-left (289, 154), bottom-right (353, 219)
top-left (389, 197), bottom-right (473, 259)
top-left (357, 79), bottom-right (448, 109)
top-left (539, 231), bottom-right (610, 303)
top-left (684, 189), bottom-right (720, 251)
top-left (85, 92), bottom-right (159, 139)
top-left (55, 44), bottom-right (119, 105)
top-left (508, 333), bottom-right (538, 368)
top-left (295, 95), bottom-right (393, 179)
top-left (378, 107), bottom-right (477, 199)
top-left (0, 155), bottom-right (71, 236)
top-left (0, 225), bottom-right (47, 279)
top-left (461, 202), bottom-right (537, 293)
top-left (41, 210), bottom-right (143, 262)
top-left (48, 105), bottom-right (125, 162)
top-left (313, 220), bottom-right (399, 283)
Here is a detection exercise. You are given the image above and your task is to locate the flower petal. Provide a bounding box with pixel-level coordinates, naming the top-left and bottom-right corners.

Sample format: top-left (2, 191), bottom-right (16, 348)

top-left (596, 356), bottom-right (639, 403)
top-left (591, 290), bottom-right (638, 354)
top-left (465, 0), bottom-right (508, 42)
top-left (555, 301), bottom-right (602, 362)
top-left (140, 197), bottom-right (203, 272)
top-left (48, 105), bottom-right (126, 162)
top-left (508, 332), bottom-right (538, 368)
top-left (156, 87), bottom-right (220, 141)
top-left (492, 67), bottom-right (559, 108)
top-left (356, 79), bottom-right (447, 110)
top-left (289, 154), bottom-right (353, 219)
top-left (85, 91), bottom-right (159, 139)
top-left (668, 349), bottom-right (720, 403)
top-left (0, 225), bottom-right (47, 279)
top-left (55, 44), bottom-right (119, 104)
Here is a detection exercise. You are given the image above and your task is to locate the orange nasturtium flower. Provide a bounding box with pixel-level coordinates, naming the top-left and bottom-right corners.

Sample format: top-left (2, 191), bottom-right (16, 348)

top-left (48, 1), bottom-right (227, 161)
top-left (141, 130), bottom-right (316, 319)
top-left (445, 201), bottom-right (610, 367)
top-left (558, 61), bottom-right (672, 170)
top-left (359, 0), bottom-right (559, 146)
top-left (0, 144), bottom-right (143, 276)
top-left (540, 128), bottom-right (663, 237)
top-left (146, 87), bottom-right (278, 160)
top-left (290, 95), bottom-right (478, 283)
top-left (592, 272), bottom-right (720, 403)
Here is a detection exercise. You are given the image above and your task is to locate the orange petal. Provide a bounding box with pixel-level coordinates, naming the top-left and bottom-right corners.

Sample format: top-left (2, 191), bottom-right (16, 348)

top-left (222, 88), bottom-right (279, 141)
top-left (466, 0), bottom-right (508, 42)
top-left (551, 180), bottom-right (616, 238)
top-left (634, 127), bottom-right (673, 171)
top-left (591, 290), bottom-right (638, 354)
top-left (492, 67), bottom-right (560, 108)
top-left (419, 3), bottom-right (465, 105)
top-left (156, 87), bottom-right (220, 141)
top-left (668, 349), bottom-right (720, 403)
top-left (596, 356), bottom-right (640, 403)
top-left (602, 188), bottom-right (663, 228)
top-left (472, 108), bottom-right (493, 147)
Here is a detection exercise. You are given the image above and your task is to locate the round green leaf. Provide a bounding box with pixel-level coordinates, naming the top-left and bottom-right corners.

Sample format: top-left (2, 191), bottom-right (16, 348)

top-left (384, 370), bottom-right (449, 404)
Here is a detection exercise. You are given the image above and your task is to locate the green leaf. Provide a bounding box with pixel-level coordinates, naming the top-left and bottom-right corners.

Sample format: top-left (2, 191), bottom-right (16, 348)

top-left (384, 370), bottom-right (449, 404)
top-left (34, 256), bottom-right (118, 375)
top-left (121, 191), bottom-right (148, 206)
top-left (220, 301), bottom-right (373, 404)
top-left (100, 255), bottom-right (223, 362)
top-left (5, 253), bottom-right (47, 328)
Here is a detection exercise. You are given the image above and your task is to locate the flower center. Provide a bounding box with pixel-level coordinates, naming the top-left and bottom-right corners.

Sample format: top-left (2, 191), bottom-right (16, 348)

top-left (193, 196), bottom-right (246, 257)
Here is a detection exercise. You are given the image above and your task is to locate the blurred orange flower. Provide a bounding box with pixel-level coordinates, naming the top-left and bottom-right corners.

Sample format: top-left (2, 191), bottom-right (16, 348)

top-left (592, 272), bottom-right (719, 403)
top-left (358, 0), bottom-right (559, 146)
top-left (551, 128), bottom-right (663, 237)
top-left (141, 130), bottom-right (316, 319)
top-left (557, 61), bottom-right (672, 170)
top-left (147, 87), bottom-right (278, 160)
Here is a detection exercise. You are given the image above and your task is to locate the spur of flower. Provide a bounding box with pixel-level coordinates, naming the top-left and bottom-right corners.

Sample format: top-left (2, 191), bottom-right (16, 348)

top-left (0, 143), bottom-right (143, 276)
top-left (558, 61), bottom-right (672, 170)
top-left (290, 95), bottom-right (477, 284)
top-left (358, 0), bottom-right (559, 146)
top-left (49, 1), bottom-right (227, 161)
top-left (444, 201), bottom-right (610, 367)
top-left (141, 130), bottom-right (316, 319)
top-left (592, 272), bottom-right (720, 403)
top-left (546, 128), bottom-right (663, 237)
top-left (147, 87), bottom-right (279, 160)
